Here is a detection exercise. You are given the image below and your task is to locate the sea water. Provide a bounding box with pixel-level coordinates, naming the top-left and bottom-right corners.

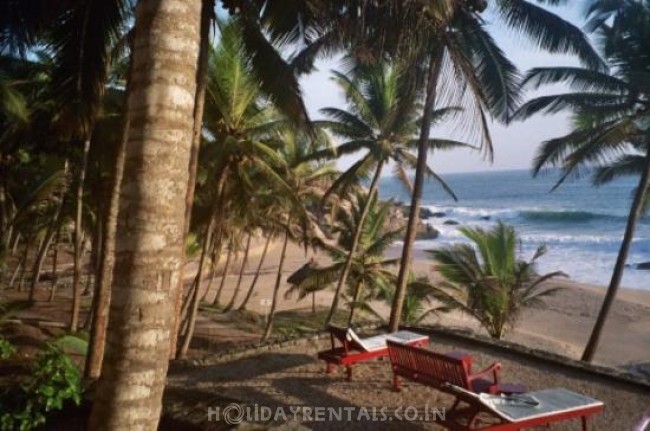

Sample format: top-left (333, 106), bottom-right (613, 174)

top-left (378, 169), bottom-right (650, 291)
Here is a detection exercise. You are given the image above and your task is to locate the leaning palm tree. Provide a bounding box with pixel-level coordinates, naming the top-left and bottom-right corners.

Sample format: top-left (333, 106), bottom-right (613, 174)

top-left (429, 222), bottom-right (565, 340)
top-left (286, 192), bottom-right (404, 326)
top-left (312, 62), bottom-right (468, 324)
top-left (513, 0), bottom-right (650, 362)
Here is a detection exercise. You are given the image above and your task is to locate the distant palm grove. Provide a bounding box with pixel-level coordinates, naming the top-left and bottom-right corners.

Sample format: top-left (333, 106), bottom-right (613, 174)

top-left (0, 0), bottom-right (648, 429)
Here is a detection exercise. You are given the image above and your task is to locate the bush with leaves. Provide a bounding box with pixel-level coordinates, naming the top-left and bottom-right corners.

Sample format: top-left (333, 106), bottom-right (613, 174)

top-left (0, 337), bottom-right (14, 360)
top-left (0, 343), bottom-right (81, 431)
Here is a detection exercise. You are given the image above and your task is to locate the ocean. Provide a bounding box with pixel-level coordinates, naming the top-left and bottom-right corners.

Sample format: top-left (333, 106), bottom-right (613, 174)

top-left (378, 169), bottom-right (650, 291)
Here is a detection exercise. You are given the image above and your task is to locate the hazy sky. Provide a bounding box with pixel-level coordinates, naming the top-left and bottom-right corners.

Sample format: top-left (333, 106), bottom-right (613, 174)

top-left (299, 2), bottom-right (589, 174)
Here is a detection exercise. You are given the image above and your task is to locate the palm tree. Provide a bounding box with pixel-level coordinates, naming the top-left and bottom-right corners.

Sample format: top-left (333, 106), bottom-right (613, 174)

top-left (428, 222), bottom-right (565, 339)
top-left (87, 0), bottom-right (202, 428)
top-left (513, 0), bottom-right (650, 362)
top-left (388, 0), bottom-right (606, 333)
top-left (287, 192), bottom-right (403, 326)
top-left (374, 272), bottom-right (440, 326)
top-left (176, 21), bottom-right (307, 357)
top-left (311, 62), bottom-right (467, 324)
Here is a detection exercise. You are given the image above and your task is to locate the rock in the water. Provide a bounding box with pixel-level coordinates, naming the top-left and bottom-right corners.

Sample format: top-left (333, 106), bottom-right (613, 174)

top-left (443, 220), bottom-right (460, 226)
top-left (636, 262), bottom-right (650, 270)
top-left (419, 207), bottom-right (434, 220)
top-left (416, 223), bottom-right (440, 240)
top-left (431, 212), bottom-right (447, 218)
top-left (480, 215), bottom-right (491, 221)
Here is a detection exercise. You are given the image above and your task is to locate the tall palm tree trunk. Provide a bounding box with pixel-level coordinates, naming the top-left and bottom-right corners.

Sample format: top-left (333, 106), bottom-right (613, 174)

top-left (84, 82), bottom-right (130, 380)
top-left (390, 53), bottom-right (442, 332)
top-left (50, 226), bottom-right (61, 301)
top-left (87, 0), bottom-right (201, 427)
top-left (326, 160), bottom-right (384, 324)
top-left (0, 171), bottom-right (8, 258)
top-left (262, 228), bottom-right (289, 341)
top-left (177, 214), bottom-right (218, 358)
top-left (70, 138), bottom-right (91, 332)
top-left (213, 239), bottom-right (233, 306)
top-left (224, 233), bottom-right (251, 311)
top-left (177, 165), bottom-right (228, 358)
top-left (238, 234), bottom-right (271, 310)
top-left (169, 0), bottom-right (214, 357)
top-left (200, 232), bottom-right (223, 302)
top-left (16, 236), bottom-right (33, 291)
top-left (9, 243), bottom-right (26, 288)
top-left (28, 196), bottom-right (65, 302)
top-left (347, 280), bottom-right (363, 326)
top-left (582, 149), bottom-right (650, 362)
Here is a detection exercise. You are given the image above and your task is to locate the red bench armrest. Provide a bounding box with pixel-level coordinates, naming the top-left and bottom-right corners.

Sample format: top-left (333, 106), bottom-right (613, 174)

top-left (467, 361), bottom-right (502, 385)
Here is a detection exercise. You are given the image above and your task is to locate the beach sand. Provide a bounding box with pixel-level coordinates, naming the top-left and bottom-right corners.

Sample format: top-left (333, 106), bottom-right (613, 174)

top-left (201, 238), bottom-right (650, 372)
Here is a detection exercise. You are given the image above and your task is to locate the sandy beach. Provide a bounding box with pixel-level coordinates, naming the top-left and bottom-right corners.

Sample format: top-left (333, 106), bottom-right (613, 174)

top-left (201, 238), bottom-right (650, 372)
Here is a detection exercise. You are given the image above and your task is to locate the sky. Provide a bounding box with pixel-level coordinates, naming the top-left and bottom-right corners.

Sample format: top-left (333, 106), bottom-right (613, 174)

top-left (298, 2), bottom-right (590, 174)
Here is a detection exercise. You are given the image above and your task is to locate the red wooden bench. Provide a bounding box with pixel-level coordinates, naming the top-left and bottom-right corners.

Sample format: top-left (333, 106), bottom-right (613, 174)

top-left (386, 340), bottom-right (524, 396)
top-left (317, 325), bottom-right (429, 381)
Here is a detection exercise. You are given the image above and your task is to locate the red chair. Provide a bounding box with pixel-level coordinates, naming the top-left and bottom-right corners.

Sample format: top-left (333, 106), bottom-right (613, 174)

top-left (317, 325), bottom-right (429, 381)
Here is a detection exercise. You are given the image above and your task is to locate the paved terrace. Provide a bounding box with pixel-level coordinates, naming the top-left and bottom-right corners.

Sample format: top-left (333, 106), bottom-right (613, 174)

top-left (165, 327), bottom-right (650, 430)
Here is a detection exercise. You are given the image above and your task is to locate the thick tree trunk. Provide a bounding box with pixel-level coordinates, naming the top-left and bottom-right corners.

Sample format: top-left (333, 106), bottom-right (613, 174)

top-left (581, 150), bottom-right (650, 362)
top-left (169, 0), bottom-right (213, 357)
top-left (213, 239), bottom-right (233, 307)
top-left (224, 233), bottom-right (251, 311)
top-left (50, 226), bottom-right (61, 301)
top-left (28, 205), bottom-right (63, 302)
top-left (238, 234), bottom-right (271, 310)
top-left (326, 160), bottom-right (384, 324)
top-left (389, 53), bottom-right (442, 333)
top-left (262, 228), bottom-right (289, 341)
top-left (87, 0), bottom-right (201, 428)
top-left (70, 138), bottom-right (91, 332)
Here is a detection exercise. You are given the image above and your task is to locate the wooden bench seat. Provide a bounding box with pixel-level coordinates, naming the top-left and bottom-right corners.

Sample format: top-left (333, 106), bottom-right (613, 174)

top-left (387, 340), bottom-right (523, 395)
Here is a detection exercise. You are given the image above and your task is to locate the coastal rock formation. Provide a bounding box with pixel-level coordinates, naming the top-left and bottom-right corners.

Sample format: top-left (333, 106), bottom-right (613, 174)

top-left (415, 223), bottom-right (440, 240)
top-left (444, 220), bottom-right (460, 226)
top-left (636, 262), bottom-right (650, 270)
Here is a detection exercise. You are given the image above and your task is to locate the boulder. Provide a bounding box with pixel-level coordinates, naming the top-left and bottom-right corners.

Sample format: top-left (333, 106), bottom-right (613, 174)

top-left (443, 220), bottom-right (460, 226)
top-left (431, 212), bottom-right (447, 218)
top-left (636, 262), bottom-right (650, 270)
top-left (419, 207), bottom-right (434, 220)
top-left (480, 215), bottom-right (491, 221)
top-left (415, 223), bottom-right (440, 240)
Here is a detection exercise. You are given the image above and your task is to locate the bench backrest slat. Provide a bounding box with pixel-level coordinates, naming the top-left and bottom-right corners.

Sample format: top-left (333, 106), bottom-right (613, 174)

top-left (387, 340), bottom-right (471, 389)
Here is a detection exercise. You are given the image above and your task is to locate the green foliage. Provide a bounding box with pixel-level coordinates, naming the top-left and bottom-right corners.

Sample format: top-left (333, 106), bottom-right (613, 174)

top-left (0, 343), bottom-right (82, 431)
top-left (51, 333), bottom-right (89, 356)
top-left (286, 192), bottom-right (403, 324)
top-left (429, 222), bottom-right (565, 339)
top-left (0, 337), bottom-right (15, 360)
